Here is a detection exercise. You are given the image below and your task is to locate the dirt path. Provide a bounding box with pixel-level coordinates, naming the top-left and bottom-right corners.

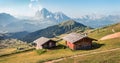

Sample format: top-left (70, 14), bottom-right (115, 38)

top-left (44, 48), bottom-right (120, 63)
top-left (100, 32), bottom-right (120, 40)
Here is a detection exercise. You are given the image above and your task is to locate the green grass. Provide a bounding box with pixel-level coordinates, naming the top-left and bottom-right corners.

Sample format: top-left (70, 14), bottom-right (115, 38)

top-left (0, 37), bottom-right (120, 63)
top-left (0, 23), bottom-right (120, 63)
top-left (88, 23), bottom-right (120, 39)
top-left (56, 49), bottom-right (120, 63)
top-left (55, 23), bottom-right (120, 63)
top-left (36, 49), bottom-right (46, 55)
top-left (0, 48), bottom-right (16, 56)
top-left (0, 39), bottom-right (33, 57)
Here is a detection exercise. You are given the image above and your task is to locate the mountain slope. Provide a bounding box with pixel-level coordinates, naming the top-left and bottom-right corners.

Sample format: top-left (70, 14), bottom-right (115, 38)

top-left (23, 20), bottom-right (87, 42)
top-left (0, 31), bottom-right (29, 40)
top-left (0, 13), bottom-right (17, 26)
top-left (88, 23), bottom-right (120, 39)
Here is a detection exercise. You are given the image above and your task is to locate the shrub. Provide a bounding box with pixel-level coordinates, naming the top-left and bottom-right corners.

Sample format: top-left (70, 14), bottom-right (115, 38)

top-left (36, 49), bottom-right (46, 55)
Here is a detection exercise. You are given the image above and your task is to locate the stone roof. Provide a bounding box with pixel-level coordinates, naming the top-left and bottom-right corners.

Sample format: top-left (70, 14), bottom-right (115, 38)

top-left (62, 33), bottom-right (87, 43)
top-left (33, 37), bottom-right (51, 45)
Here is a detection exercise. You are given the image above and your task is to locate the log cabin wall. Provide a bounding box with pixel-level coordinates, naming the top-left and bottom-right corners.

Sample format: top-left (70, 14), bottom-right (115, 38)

top-left (42, 41), bottom-right (56, 49)
top-left (74, 38), bottom-right (92, 50)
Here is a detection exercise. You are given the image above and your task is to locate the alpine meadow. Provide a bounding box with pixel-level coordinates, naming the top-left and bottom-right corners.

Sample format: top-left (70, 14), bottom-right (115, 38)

top-left (0, 0), bottom-right (120, 63)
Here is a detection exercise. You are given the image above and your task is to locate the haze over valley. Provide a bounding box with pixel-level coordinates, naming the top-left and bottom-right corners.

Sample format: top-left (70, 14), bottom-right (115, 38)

top-left (0, 8), bottom-right (120, 33)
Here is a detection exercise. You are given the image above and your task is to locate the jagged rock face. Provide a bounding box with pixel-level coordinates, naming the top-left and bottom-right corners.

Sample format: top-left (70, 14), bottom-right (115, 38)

top-left (34, 8), bottom-right (70, 22)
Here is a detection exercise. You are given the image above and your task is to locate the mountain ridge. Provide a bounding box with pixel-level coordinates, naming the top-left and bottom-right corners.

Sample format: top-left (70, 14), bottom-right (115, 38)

top-left (34, 8), bottom-right (71, 22)
top-left (1, 8), bottom-right (120, 32)
top-left (23, 20), bottom-right (87, 42)
top-left (0, 8), bottom-right (71, 32)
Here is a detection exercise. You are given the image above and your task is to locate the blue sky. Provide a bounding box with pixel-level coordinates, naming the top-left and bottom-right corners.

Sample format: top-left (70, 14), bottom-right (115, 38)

top-left (0, 0), bottom-right (120, 17)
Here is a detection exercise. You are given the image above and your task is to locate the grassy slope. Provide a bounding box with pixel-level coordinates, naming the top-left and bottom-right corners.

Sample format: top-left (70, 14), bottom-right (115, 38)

top-left (55, 23), bottom-right (120, 63)
top-left (0, 48), bottom-right (16, 56)
top-left (56, 48), bottom-right (120, 63)
top-left (88, 23), bottom-right (120, 39)
top-left (0, 39), bottom-right (33, 56)
top-left (0, 37), bottom-right (120, 63)
top-left (0, 23), bottom-right (120, 63)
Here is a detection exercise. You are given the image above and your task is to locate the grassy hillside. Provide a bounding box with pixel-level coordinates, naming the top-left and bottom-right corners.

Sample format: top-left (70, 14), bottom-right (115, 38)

top-left (0, 23), bottom-right (120, 63)
top-left (56, 48), bottom-right (120, 63)
top-left (55, 23), bottom-right (120, 63)
top-left (88, 23), bottom-right (120, 39)
top-left (0, 37), bottom-right (120, 63)
top-left (0, 39), bottom-right (29, 49)
top-left (0, 39), bottom-right (33, 56)
top-left (0, 48), bottom-right (16, 56)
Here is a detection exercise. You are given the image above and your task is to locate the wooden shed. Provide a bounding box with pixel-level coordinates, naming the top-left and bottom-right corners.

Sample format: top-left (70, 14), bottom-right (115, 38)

top-left (33, 37), bottom-right (56, 49)
top-left (63, 33), bottom-right (96, 50)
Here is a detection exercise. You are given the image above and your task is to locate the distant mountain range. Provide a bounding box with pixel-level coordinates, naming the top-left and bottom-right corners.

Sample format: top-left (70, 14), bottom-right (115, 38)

top-left (0, 8), bottom-right (71, 33)
top-left (0, 13), bottom-right (39, 33)
top-left (74, 15), bottom-right (120, 28)
top-left (34, 8), bottom-right (70, 22)
top-left (23, 20), bottom-right (87, 42)
top-left (0, 13), bottom-right (17, 26)
top-left (0, 31), bottom-right (29, 40)
top-left (0, 8), bottom-right (120, 33)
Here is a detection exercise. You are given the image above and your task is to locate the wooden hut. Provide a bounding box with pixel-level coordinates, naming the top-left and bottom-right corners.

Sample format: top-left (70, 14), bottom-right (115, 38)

top-left (34, 37), bottom-right (56, 49)
top-left (63, 33), bottom-right (96, 50)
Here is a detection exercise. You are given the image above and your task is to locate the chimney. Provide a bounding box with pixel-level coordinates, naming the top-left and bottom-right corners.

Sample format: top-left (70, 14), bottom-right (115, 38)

top-left (84, 33), bottom-right (88, 36)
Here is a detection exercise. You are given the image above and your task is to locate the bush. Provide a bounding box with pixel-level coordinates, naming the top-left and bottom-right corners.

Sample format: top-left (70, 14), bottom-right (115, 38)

top-left (36, 49), bottom-right (46, 55)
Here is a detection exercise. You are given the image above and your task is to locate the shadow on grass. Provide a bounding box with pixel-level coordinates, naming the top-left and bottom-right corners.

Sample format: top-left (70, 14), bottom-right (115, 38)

top-left (49, 44), bottom-right (67, 50)
top-left (91, 42), bottom-right (105, 50)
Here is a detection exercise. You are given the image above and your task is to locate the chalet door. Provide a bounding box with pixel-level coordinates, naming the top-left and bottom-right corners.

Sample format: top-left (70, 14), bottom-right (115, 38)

top-left (43, 43), bottom-right (49, 49)
top-left (49, 42), bottom-right (53, 47)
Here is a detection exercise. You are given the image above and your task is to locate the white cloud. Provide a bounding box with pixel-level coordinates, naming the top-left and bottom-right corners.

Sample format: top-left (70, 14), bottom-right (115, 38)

top-left (0, 8), bottom-right (17, 15)
top-left (28, 3), bottom-right (32, 8)
top-left (29, 0), bottom-right (42, 11)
